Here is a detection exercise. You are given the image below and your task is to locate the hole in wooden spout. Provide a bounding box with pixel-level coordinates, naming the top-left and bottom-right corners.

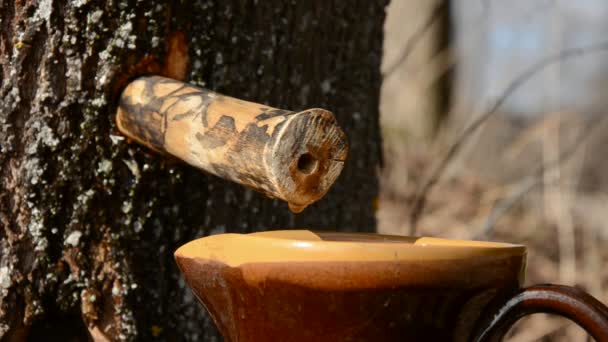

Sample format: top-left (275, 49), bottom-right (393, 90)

top-left (297, 153), bottom-right (318, 174)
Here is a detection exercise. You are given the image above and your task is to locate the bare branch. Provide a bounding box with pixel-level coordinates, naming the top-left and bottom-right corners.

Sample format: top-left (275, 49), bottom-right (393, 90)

top-left (409, 41), bottom-right (608, 234)
top-left (476, 115), bottom-right (606, 239)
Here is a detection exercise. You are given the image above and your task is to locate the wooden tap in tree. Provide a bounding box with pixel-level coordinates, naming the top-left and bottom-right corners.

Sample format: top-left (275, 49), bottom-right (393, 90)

top-left (116, 76), bottom-right (348, 213)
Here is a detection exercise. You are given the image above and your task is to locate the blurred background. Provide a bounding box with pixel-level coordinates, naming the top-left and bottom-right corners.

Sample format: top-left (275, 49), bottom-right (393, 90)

top-left (379, 0), bottom-right (608, 340)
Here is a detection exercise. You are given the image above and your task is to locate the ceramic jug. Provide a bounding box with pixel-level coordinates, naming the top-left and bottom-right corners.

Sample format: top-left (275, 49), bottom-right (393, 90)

top-left (175, 230), bottom-right (608, 341)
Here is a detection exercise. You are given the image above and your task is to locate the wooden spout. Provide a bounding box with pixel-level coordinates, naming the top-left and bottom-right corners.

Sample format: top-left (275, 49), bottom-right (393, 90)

top-left (115, 76), bottom-right (348, 212)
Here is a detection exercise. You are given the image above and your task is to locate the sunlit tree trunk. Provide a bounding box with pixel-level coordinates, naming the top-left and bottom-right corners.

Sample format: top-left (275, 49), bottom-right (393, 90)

top-left (0, 0), bottom-right (387, 340)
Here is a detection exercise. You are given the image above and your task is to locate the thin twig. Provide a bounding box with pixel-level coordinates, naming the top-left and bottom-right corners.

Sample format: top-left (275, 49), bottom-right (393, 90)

top-left (382, 0), bottom-right (448, 78)
top-left (476, 177), bottom-right (538, 239)
top-left (476, 115), bottom-right (605, 239)
top-left (409, 41), bottom-right (608, 234)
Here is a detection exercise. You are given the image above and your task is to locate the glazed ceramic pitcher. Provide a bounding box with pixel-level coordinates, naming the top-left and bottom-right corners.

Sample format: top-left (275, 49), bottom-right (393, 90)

top-left (174, 230), bottom-right (608, 341)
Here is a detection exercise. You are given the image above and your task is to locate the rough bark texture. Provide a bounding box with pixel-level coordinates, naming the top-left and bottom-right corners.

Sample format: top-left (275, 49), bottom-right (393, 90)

top-left (0, 0), bottom-right (386, 341)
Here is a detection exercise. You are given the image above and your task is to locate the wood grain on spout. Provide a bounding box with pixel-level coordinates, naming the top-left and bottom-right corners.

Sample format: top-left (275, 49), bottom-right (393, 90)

top-left (116, 76), bottom-right (348, 212)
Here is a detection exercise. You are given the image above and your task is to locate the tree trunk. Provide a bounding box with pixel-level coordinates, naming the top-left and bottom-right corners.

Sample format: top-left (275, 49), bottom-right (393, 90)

top-left (0, 0), bottom-right (387, 340)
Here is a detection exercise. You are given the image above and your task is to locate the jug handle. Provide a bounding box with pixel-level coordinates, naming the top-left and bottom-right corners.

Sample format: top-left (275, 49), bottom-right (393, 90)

top-left (472, 284), bottom-right (608, 342)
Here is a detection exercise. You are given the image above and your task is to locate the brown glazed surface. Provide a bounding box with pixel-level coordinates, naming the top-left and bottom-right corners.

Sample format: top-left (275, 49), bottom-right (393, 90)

top-left (175, 254), bottom-right (525, 341)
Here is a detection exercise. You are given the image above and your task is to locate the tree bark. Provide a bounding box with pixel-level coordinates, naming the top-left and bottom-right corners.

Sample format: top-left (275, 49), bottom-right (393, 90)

top-left (0, 0), bottom-right (387, 340)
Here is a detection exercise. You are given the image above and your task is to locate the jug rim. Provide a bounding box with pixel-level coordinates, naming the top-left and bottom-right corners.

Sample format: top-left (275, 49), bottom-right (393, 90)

top-left (174, 230), bottom-right (526, 267)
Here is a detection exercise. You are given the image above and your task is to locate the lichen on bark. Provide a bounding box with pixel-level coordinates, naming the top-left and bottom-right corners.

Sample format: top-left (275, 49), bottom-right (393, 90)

top-left (0, 0), bottom-right (387, 340)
